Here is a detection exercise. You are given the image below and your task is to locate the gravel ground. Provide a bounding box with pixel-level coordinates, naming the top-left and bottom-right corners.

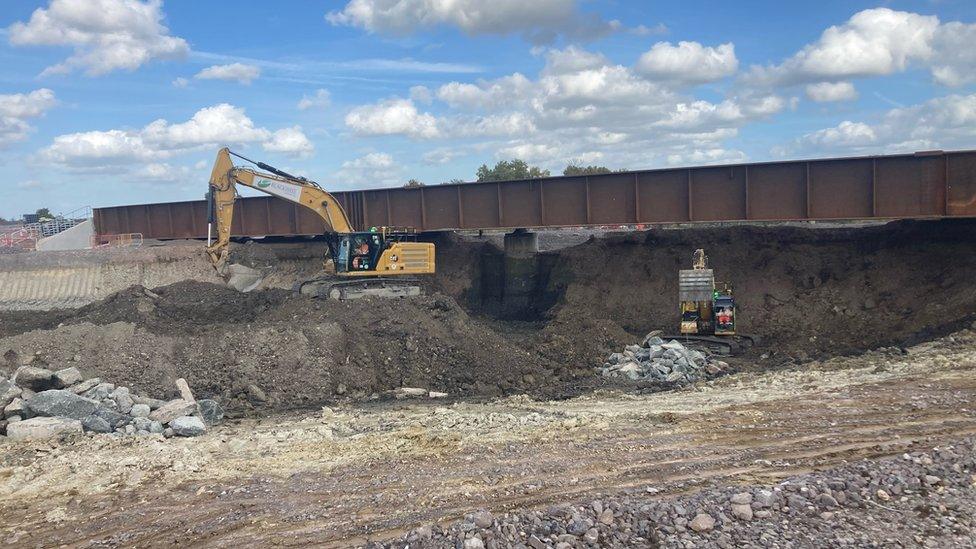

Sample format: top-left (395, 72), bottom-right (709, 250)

top-left (378, 439), bottom-right (976, 548)
top-left (0, 326), bottom-right (974, 547)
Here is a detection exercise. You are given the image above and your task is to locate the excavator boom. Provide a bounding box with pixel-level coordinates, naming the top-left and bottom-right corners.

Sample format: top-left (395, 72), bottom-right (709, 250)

top-left (206, 148), bottom-right (353, 267)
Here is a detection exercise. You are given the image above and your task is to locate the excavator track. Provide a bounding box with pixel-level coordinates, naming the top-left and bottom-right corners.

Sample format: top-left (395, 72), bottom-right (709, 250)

top-left (295, 276), bottom-right (422, 300)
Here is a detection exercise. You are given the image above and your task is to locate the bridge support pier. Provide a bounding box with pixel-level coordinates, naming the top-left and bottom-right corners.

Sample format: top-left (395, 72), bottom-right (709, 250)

top-left (502, 229), bottom-right (538, 317)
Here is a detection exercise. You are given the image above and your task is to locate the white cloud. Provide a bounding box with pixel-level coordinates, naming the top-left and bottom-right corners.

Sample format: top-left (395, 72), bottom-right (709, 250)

top-left (666, 148), bottom-right (747, 166)
top-left (422, 147), bottom-right (465, 165)
top-left (789, 121), bottom-right (877, 151)
top-left (194, 63), bottom-right (260, 85)
top-left (745, 8), bottom-right (976, 89)
top-left (263, 126), bottom-right (314, 158)
top-left (326, 0), bottom-right (617, 43)
top-left (409, 85), bottom-right (433, 104)
top-left (344, 44), bottom-right (792, 170)
top-left (7, 0), bottom-right (189, 76)
top-left (805, 81), bottom-right (858, 102)
top-left (930, 21), bottom-right (976, 86)
top-left (636, 41), bottom-right (738, 84)
top-left (437, 74), bottom-right (533, 110)
top-left (41, 129), bottom-right (156, 168)
top-left (496, 142), bottom-right (559, 162)
top-left (345, 98), bottom-right (441, 139)
top-left (0, 88), bottom-right (57, 147)
top-left (335, 152), bottom-right (403, 186)
top-left (17, 180), bottom-right (43, 190)
top-left (454, 113), bottom-right (537, 137)
top-left (142, 104), bottom-right (269, 150)
top-left (0, 88), bottom-right (58, 118)
top-left (40, 103), bottom-right (306, 170)
top-left (631, 23), bottom-right (668, 37)
top-left (543, 46), bottom-right (609, 75)
top-left (136, 162), bottom-right (193, 182)
top-left (297, 89), bottom-right (331, 110)
top-left (779, 93), bottom-right (976, 156)
top-left (172, 76), bottom-right (189, 88)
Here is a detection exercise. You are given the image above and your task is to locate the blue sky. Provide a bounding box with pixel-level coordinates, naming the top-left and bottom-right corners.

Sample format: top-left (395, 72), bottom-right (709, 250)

top-left (1, 0), bottom-right (974, 219)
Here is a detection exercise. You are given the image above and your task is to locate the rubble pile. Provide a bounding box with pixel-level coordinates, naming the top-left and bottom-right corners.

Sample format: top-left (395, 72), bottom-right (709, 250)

top-left (0, 365), bottom-right (223, 441)
top-left (598, 333), bottom-right (726, 384)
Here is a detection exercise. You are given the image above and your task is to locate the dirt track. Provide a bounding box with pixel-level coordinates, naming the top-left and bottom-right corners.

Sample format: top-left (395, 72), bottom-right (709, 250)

top-left (2, 325), bottom-right (974, 547)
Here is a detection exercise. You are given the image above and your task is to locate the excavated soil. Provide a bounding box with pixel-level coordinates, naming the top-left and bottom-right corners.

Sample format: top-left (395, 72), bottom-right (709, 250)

top-left (0, 282), bottom-right (568, 415)
top-left (438, 219), bottom-right (976, 368)
top-left (1, 219), bottom-right (974, 416)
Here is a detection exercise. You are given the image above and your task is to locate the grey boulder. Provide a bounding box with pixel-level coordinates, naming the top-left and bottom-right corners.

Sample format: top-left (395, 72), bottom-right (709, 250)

top-left (149, 399), bottom-right (197, 424)
top-left (68, 378), bottom-right (101, 395)
top-left (25, 390), bottom-right (100, 420)
top-left (82, 414), bottom-right (114, 433)
top-left (131, 395), bottom-right (166, 410)
top-left (52, 367), bottom-right (83, 389)
top-left (83, 382), bottom-right (116, 401)
top-left (6, 416), bottom-right (83, 440)
top-left (0, 380), bottom-right (21, 408)
top-left (169, 415), bottom-right (206, 437)
top-left (14, 366), bottom-right (55, 391)
top-left (92, 407), bottom-right (131, 429)
top-left (130, 403), bottom-right (151, 418)
top-left (197, 399), bottom-right (225, 426)
top-left (3, 397), bottom-right (25, 419)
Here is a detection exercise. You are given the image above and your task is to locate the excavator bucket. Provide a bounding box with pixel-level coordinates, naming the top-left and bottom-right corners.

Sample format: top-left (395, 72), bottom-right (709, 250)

top-left (222, 263), bottom-right (266, 293)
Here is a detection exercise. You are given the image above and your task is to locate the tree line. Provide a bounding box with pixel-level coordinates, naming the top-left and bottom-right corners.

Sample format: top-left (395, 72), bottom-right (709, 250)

top-left (403, 160), bottom-right (620, 187)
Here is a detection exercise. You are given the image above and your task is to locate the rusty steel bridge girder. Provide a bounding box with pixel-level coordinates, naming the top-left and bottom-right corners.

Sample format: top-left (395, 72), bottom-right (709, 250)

top-left (94, 150), bottom-right (976, 239)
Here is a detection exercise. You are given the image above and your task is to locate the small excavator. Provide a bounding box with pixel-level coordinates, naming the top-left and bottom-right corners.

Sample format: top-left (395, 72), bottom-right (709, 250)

top-left (678, 249), bottom-right (736, 336)
top-left (205, 147), bottom-right (435, 299)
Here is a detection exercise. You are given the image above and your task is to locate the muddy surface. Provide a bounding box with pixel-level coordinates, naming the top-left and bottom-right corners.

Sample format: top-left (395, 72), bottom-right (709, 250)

top-left (1, 325), bottom-right (974, 547)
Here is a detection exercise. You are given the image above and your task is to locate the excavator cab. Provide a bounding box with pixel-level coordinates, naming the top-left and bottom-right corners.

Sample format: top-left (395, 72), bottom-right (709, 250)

top-left (714, 293), bottom-right (736, 336)
top-left (330, 230), bottom-right (431, 275)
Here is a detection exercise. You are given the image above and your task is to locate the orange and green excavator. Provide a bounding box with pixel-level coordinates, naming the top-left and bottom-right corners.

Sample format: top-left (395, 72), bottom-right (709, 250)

top-left (205, 147), bottom-right (435, 299)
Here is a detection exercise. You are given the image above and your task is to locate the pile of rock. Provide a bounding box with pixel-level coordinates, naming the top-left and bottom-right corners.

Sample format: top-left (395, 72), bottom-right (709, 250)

top-left (598, 332), bottom-right (726, 383)
top-left (0, 366), bottom-right (223, 441)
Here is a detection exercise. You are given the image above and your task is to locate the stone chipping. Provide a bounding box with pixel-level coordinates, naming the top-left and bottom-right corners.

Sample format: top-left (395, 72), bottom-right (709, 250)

top-left (373, 438), bottom-right (976, 548)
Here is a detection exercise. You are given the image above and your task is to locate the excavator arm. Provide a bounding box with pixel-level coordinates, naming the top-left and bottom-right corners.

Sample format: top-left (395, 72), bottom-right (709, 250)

top-left (205, 147), bottom-right (353, 268)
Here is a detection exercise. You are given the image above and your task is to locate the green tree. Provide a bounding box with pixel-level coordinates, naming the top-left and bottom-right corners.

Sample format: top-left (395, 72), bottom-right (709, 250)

top-left (563, 164), bottom-right (612, 176)
top-left (403, 178), bottom-right (425, 188)
top-left (441, 178), bottom-right (466, 185)
top-left (35, 207), bottom-right (52, 219)
top-left (476, 159), bottom-right (550, 182)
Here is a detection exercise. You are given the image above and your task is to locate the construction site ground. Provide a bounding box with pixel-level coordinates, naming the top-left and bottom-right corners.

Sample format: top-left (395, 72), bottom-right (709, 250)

top-left (1, 219), bottom-right (975, 547)
top-left (2, 330), bottom-right (975, 547)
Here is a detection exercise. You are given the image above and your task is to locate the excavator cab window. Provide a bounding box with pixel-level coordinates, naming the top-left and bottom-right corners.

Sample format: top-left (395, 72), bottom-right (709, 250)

top-left (350, 235), bottom-right (372, 270)
top-left (336, 238), bottom-right (351, 272)
top-left (334, 232), bottom-right (388, 272)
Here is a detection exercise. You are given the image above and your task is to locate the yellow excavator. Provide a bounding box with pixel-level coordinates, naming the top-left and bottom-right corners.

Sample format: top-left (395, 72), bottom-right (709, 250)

top-left (205, 147), bottom-right (435, 299)
top-left (678, 249), bottom-right (735, 336)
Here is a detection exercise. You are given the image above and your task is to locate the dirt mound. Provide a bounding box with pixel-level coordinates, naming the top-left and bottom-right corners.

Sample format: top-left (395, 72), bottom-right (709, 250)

top-left (441, 219), bottom-right (976, 366)
top-left (0, 281), bottom-right (560, 416)
top-left (71, 281), bottom-right (290, 332)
